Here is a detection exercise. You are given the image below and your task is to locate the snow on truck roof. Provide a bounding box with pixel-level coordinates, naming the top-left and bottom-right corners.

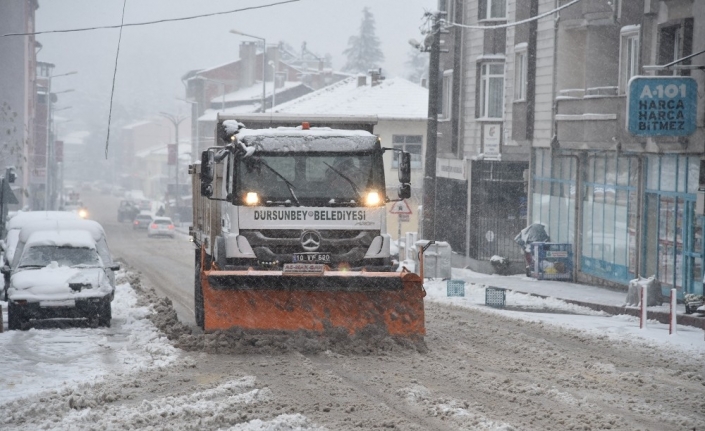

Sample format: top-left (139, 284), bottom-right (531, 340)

top-left (25, 229), bottom-right (96, 249)
top-left (223, 121), bottom-right (379, 153)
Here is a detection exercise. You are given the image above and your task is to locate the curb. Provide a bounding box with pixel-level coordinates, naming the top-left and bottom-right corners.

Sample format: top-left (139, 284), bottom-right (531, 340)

top-left (490, 285), bottom-right (705, 330)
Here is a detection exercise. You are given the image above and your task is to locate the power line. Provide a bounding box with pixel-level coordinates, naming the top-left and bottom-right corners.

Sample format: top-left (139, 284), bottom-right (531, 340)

top-left (2, 0), bottom-right (302, 37)
top-left (445, 0), bottom-right (583, 30)
top-left (104, 0), bottom-right (128, 159)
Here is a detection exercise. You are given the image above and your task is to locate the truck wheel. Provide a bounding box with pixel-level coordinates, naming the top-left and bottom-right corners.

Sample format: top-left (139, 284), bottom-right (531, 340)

top-left (7, 302), bottom-right (22, 330)
top-left (195, 251), bottom-right (205, 329)
top-left (98, 299), bottom-right (112, 327)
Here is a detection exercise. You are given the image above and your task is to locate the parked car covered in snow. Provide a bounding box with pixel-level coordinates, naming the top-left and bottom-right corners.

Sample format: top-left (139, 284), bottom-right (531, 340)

top-left (0, 211), bottom-right (81, 300)
top-left (4, 220), bottom-right (120, 330)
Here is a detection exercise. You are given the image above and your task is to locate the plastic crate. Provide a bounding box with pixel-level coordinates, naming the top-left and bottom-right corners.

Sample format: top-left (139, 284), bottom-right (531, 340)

top-left (485, 286), bottom-right (506, 308)
top-left (446, 279), bottom-right (465, 297)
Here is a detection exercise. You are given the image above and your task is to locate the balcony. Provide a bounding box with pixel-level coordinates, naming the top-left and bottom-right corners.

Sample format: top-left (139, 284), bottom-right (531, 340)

top-left (555, 91), bottom-right (639, 150)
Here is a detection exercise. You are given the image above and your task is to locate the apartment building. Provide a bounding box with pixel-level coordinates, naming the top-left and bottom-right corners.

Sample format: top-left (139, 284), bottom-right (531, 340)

top-left (436, 0), bottom-right (704, 297)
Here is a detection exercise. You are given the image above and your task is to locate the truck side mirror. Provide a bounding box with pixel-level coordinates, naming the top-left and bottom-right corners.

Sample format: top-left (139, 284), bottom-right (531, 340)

top-left (201, 150), bottom-right (215, 183)
top-left (398, 152), bottom-right (411, 184)
top-left (398, 183), bottom-right (411, 200)
top-left (200, 150), bottom-right (216, 198)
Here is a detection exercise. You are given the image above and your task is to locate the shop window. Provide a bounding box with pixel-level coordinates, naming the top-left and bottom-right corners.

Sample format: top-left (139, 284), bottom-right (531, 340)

top-left (479, 0), bottom-right (506, 20)
top-left (392, 135), bottom-right (422, 169)
top-left (477, 62), bottom-right (504, 119)
top-left (618, 26), bottom-right (639, 95)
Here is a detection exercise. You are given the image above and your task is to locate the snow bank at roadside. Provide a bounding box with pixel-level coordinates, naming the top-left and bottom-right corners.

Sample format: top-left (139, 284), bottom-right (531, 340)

top-left (0, 271), bottom-right (179, 405)
top-left (423, 275), bottom-right (705, 356)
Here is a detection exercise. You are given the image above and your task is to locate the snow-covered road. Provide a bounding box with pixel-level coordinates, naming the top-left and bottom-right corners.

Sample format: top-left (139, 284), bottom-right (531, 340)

top-left (2, 268), bottom-right (704, 430)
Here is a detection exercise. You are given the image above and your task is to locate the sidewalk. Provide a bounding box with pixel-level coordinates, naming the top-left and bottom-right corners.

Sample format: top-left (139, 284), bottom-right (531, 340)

top-left (449, 268), bottom-right (705, 330)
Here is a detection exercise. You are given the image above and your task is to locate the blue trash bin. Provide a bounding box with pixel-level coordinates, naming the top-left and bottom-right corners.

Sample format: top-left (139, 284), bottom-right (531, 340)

top-left (530, 243), bottom-right (573, 281)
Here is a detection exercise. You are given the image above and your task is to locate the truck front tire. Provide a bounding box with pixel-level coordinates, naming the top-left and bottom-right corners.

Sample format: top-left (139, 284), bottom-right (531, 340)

top-left (195, 251), bottom-right (205, 329)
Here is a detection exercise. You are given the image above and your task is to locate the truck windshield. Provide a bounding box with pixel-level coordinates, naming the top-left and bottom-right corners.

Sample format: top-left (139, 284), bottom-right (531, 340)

top-left (236, 152), bottom-right (385, 206)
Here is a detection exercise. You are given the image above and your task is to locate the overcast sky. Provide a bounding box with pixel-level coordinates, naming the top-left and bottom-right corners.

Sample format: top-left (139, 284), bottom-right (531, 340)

top-left (35, 0), bottom-right (435, 137)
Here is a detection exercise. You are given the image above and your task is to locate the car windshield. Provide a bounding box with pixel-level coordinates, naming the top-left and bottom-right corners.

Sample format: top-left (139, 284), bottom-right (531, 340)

top-left (136, 216), bottom-right (152, 221)
top-left (154, 219), bottom-right (172, 225)
top-left (18, 245), bottom-right (102, 268)
top-left (236, 152), bottom-right (385, 205)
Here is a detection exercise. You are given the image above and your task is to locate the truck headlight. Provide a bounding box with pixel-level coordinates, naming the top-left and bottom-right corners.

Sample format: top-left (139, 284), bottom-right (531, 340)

top-left (365, 191), bottom-right (381, 207)
top-left (244, 192), bottom-right (259, 205)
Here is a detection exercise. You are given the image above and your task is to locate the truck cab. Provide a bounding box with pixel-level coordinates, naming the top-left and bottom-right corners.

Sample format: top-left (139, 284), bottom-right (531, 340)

top-left (193, 117), bottom-right (411, 273)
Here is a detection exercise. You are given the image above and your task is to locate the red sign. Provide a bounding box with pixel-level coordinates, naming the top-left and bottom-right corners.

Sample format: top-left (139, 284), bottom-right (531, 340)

top-left (167, 144), bottom-right (177, 165)
top-left (55, 140), bottom-right (63, 163)
top-left (389, 199), bottom-right (412, 215)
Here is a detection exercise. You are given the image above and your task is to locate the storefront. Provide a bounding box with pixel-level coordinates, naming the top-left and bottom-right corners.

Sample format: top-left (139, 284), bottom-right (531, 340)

top-left (531, 149), bottom-right (703, 296)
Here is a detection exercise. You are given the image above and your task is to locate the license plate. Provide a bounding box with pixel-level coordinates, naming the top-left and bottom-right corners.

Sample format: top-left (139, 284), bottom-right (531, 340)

top-left (292, 253), bottom-right (331, 263)
top-left (39, 300), bottom-right (76, 308)
top-left (283, 263), bottom-right (325, 275)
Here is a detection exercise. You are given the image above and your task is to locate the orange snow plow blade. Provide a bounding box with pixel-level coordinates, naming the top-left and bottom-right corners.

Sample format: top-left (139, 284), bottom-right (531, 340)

top-left (201, 268), bottom-right (425, 337)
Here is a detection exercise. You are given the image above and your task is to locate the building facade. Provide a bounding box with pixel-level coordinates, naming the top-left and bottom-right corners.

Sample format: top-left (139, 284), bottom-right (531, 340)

top-left (434, 0), bottom-right (704, 296)
top-left (530, 0), bottom-right (705, 297)
top-left (0, 0), bottom-right (39, 209)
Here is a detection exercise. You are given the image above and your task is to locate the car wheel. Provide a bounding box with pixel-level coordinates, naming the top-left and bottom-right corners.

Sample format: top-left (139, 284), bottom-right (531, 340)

top-left (7, 301), bottom-right (22, 331)
top-left (97, 299), bottom-right (112, 327)
top-left (195, 251), bottom-right (204, 330)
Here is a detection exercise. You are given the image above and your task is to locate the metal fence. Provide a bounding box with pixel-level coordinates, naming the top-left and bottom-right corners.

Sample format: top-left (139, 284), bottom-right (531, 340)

top-left (474, 217), bottom-right (526, 262)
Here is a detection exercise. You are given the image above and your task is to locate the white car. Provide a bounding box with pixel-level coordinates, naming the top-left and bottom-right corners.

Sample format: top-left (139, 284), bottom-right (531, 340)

top-left (147, 217), bottom-right (176, 238)
top-left (6, 223), bottom-right (119, 330)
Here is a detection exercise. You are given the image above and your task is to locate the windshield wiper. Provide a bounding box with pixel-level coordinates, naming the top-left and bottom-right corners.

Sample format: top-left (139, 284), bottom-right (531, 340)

top-left (323, 162), bottom-right (361, 198)
top-left (258, 160), bottom-right (301, 206)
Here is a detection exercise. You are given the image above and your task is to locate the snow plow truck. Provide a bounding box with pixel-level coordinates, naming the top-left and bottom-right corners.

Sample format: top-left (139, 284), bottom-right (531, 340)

top-left (189, 114), bottom-right (425, 338)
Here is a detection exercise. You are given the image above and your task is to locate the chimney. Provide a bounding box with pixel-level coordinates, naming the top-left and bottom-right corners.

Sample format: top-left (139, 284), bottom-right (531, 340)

top-left (421, 78), bottom-right (428, 88)
top-left (369, 68), bottom-right (385, 86)
top-left (357, 75), bottom-right (367, 87)
top-left (239, 42), bottom-right (257, 87)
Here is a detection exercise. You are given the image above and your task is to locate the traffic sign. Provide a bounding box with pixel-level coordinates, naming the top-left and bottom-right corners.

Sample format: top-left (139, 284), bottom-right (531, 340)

top-left (627, 76), bottom-right (697, 137)
top-left (390, 199), bottom-right (412, 215)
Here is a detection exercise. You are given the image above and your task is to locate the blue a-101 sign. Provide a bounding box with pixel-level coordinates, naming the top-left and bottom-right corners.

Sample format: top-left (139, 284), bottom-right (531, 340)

top-left (627, 77), bottom-right (697, 137)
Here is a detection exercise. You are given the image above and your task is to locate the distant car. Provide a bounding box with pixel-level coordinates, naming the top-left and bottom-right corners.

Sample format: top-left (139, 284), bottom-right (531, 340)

top-left (117, 200), bottom-right (139, 222)
top-left (6, 223), bottom-right (119, 330)
top-left (133, 212), bottom-right (153, 230)
top-left (147, 217), bottom-right (175, 238)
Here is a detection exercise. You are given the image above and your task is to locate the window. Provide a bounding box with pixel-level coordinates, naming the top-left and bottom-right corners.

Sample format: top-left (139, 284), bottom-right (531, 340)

top-left (392, 135), bottom-right (423, 170)
top-left (479, 0), bottom-right (506, 20)
top-left (478, 62), bottom-right (504, 118)
top-left (618, 26), bottom-right (640, 94)
top-left (514, 47), bottom-right (527, 101)
top-left (657, 19), bottom-right (694, 76)
top-left (441, 70), bottom-right (453, 119)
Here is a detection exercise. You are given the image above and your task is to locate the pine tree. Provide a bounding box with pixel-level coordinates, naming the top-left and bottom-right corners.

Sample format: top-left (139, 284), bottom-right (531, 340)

top-left (342, 7), bottom-right (385, 74)
top-left (405, 47), bottom-right (428, 84)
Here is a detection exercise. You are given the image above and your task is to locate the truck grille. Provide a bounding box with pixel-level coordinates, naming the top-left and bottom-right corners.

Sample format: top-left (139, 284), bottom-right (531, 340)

top-left (239, 229), bottom-right (379, 259)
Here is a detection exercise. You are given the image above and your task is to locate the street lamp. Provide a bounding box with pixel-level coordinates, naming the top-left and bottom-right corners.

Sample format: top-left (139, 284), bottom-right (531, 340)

top-left (229, 29), bottom-right (266, 112)
top-left (159, 112), bottom-right (187, 220)
top-left (44, 70), bottom-right (77, 210)
top-left (177, 98), bottom-right (201, 163)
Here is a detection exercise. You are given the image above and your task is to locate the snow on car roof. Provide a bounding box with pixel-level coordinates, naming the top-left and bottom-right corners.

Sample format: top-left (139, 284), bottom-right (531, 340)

top-left (6, 211), bottom-right (80, 231)
top-left (25, 229), bottom-right (96, 249)
top-left (17, 219), bottom-right (107, 243)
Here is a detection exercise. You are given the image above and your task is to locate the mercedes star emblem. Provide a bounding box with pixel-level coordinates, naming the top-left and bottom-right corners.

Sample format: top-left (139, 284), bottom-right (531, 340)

top-left (300, 230), bottom-right (321, 252)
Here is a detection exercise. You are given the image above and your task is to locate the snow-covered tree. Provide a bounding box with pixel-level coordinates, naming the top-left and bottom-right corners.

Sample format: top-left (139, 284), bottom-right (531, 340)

top-left (405, 47), bottom-right (428, 85)
top-left (342, 7), bottom-right (385, 74)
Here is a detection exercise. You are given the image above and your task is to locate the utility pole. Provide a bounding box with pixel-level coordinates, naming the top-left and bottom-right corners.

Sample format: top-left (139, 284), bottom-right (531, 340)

top-left (159, 112), bottom-right (187, 219)
top-left (420, 11), bottom-right (443, 240)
